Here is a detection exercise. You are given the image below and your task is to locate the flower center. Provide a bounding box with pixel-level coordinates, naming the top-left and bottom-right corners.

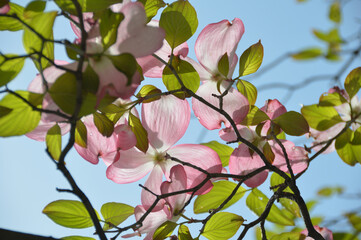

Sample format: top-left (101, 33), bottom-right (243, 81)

top-left (153, 152), bottom-right (166, 164)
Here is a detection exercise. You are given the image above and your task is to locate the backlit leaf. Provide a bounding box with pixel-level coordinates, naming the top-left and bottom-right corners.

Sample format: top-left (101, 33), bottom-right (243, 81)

top-left (194, 181), bottom-right (246, 214)
top-left (344, 67), bottom-right (361, 100)
top-left (160, 0), bottom-right (198, 48)
top-left (329, 1), bottom-right (341, 23)
top-left (153, 221), bottom-right (178, 240)
top-left (319, 91), bottom-right (347, 106)
top-left (62, 236), bottom-right (96, 240)
top-left (301, 104), bottom-right (343, 131)
top-left (335, 128), bottom-right (361, 166)
top-left (202, 212), bottom-right (243, 240)
top-left (200, 141), bottom-right (233, 167)
top-left (273, 111), bottom-right (309, 136)
top-left (246, 188), bottom-right (294, 226)
top-left (43, 200), bottom-right (100, 229)
top-left (99, 9), bottom-right (124, 50)
top-left (241, 105), bottom-right (269, 126)
top-left (136, 84), bottom-right (162, 103)
top-left (0, 54), bottom-right (25, 87)
top-left (55, 0), bottom-right (120, 14)
top-left (75, 120), bottom-right (87, 148)
top-left (178, 225), bottom-right (193, 240)
top-left (138, 0), bottom-right (166, 22)
top-left (217, 53), bottom-right (229, 78)
top-left (108, 53), bottom-right (138, 86)
top-left (46, 123), bottom-right (62, 161)
top-left (93, 112), bottom-right (114, 137)
top-left (0, 3), bottom-right (24, 31)
top-left (239, 40), bottom-right (263, 77)
top-left (291, 47), bottom-right (323, 60)
top-left (101, 202), bottom-right (134, 231)
top-left (236, 80), bottom-right (257, 105)
top-left (0, 91), bottom-right (42, 137)
top-left (128, 112), bottom-right (148, 153)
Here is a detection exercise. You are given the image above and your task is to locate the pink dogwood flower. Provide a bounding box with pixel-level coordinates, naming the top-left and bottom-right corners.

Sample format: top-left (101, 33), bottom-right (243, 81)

top-left (0, 3), bottom-right (10, 14)
top-left (220, 99), bottom-right (308, 187)
top-left (301, 226), bottom-right (333, 240)
top-left (190, 18), bottom-right (249, 130)
top-left (106, 95), bottom-right (222, 210)
top-left (137, 21), bottom-right (189, 78)
top-left (123, 165), bottom-right (189, 240)
top-left (26, 61), bottom-right (73, 141)
top-left (71, 1), bottom-right (165, 101)
top-left (74, 108), bottom-right (137, 166)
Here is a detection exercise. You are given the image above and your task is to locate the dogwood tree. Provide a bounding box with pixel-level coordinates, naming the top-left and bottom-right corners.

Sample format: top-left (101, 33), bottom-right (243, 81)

top-left (0, 0), bottom-right (360, 240)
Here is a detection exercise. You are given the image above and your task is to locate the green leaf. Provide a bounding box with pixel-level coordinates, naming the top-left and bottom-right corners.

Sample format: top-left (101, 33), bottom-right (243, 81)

top-left (93, 112), bottom-right (114, 137)
top-left (62, 236), bottom-right (96, 240)
top-left (108, 53), bottom-right (138, 86)
top-left (329, 1), bottom-right (341, 23)
top-left (270, 173), bottom-right (292, 193)
top-left (0, 54), bottom-right (25, 87)
top-left (202, 212), bottom-right (243, 240)
top-left (42, 200), bottom-right (100, 229)
top-left (46, 123), bottom-right (62, 161)
top-left (0, 3), bottom-right (24, 31)
top-left (153, 221), bottom-right (178, 240)
top-left (319, 91), bottom-right (347, 106)
top-left (246, 188), bottom-right (294, 226)
top-left (99, 9), bottom-right (124, 50)
top-left (55, 0), bottom-right (120, 14)
top-left (0, 106), bottom-right (12, 118)
top-left (200, 141), bottom-right (233, 167)
top-left (333, 232), bottom-right (360, 240)
top-left (317, 186), bottom-right (344, 197)
top-left (291, 47), bottom-right (323, 60)
top-left (101, 202), bottom-right (134, 231)
top-left (344, 67), bottom-right (361, 99)
top-left (346, 213), bottom-right (361, 231)
top-left (136, 84), bottom-right (162, 103)
top-left (178, 225), bottom-right (193, 240)
top-left (138, 0), bottom-right (166, 22)
top-left (217, 53), bottom-right (229, 77)
top-left (0, 91), bottom-right (42, 137)
top-left (75, 120), bottom-right (87, 148)
top-left (24, 0), bottom-right (46, 18)
top-left (301, 104), bottom-right (343, 131)
top-left (273, 111), bottom-right (309, 136)
top-left (159, 0), bottom-right (198, 49)
top-left (241, 105), bottom-right (269, 126)
top-left (23, 11), bottom-right (57, 70)
top-left (335, 128), bottom-right (361, 166)
top-left (194, 181), bottom-right (246, 214)
top-left (239, 40), bottom-right (264, 77)
top-left (313, 28), bottom-right (343, 44)
top-left (128, 112), bottom-right (148, 153)
top-left (270, 232), bottom-right (302, 240)
top-left (49, 67), bottom-right (111, 117)
top-left (236, 80), bottom-right (257, 105)
top-left (163, 57), bottom-right (200, 98)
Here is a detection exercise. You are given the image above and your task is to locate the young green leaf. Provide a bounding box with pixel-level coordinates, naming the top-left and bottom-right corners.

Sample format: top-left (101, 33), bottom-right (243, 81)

top-left (332, 233), bottom-right (360, 240)
top-left (42, 200), bottom-right (100, 229)
top-left (329, 1), bottom-right (341, 23)
top-left (344, 67), bottom-right (361, 100)
top-left (0, 54), bottom-right (25, 87)
top-left (241, 105), bottom-right (269, 126)
top-left (23, 11), bottom-right (57, 70)
top-left (136, 84), bottom-right (162, 103)
top-left (162, 57), bottom-right (200, 98)
top-left (46, 123), bottom-right (62, 161)
top-left (200, 141), bottom-right (233, 167)
top-left (153, 221), bottom-right (178, 240)
top-left (217, 53), bottom-right (229, 77)
top-left (202, 212), bottom-right (244, 240)
top-left (194, 181), bottom-right (246, 214)
top-left (99, 9), bottom-right (124, 50)
top-left (61, 236), bottom-right (96, 240)
top-left (238, 40), bottom-right (264, 77)
top-left (128, 112), bottom-right (149, 153)
top-left (0, 3), bottom-right (24, 31)
top-left (335, 128), bottom-right (361, 166)
top-left (270, 232), bottom-right (302, 240)
top-left (159, 0), bottom-right (198, 49)
top-left (313, 28), bottom-right (343, 44)
top-left (291, 47), bottom-right (323, 60)
top-left (75, 120), bottom-right (87, 148)
top-left (138, 0), bottom-right (166, 22)
top-left (178, 225), bottom-right (193, 240)
top-left (236, 80), bottom-right (257, 105)
top-left (273, 111), bottom-right (309, 136)
top-left (0, 91), bottom-right (42, 137)
top-left (54, 0), bottom-right (120, 15)
top-left (101, 202), bottom-right (134, 231)
top-left (317, 186), bottom-right (344, 197)
top-left (346, 213), bottom-right (361, 231)
top-left (301, 104), bottom-right (343, 131)
top-left (319, 91), bottom-right (347, 106)
top-left (93, 112), bottom-right (114, 137)
top-left (246, 188), bottom-right (294, 226)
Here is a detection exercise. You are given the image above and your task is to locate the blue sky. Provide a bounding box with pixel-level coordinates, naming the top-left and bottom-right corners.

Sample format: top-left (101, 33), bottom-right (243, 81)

top-left (0, 0), bottom-right (361, 239)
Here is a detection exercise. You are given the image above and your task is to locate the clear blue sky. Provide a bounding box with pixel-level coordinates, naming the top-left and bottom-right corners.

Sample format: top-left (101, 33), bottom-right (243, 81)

top-left (0, 0), bottom-right (361, 239)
